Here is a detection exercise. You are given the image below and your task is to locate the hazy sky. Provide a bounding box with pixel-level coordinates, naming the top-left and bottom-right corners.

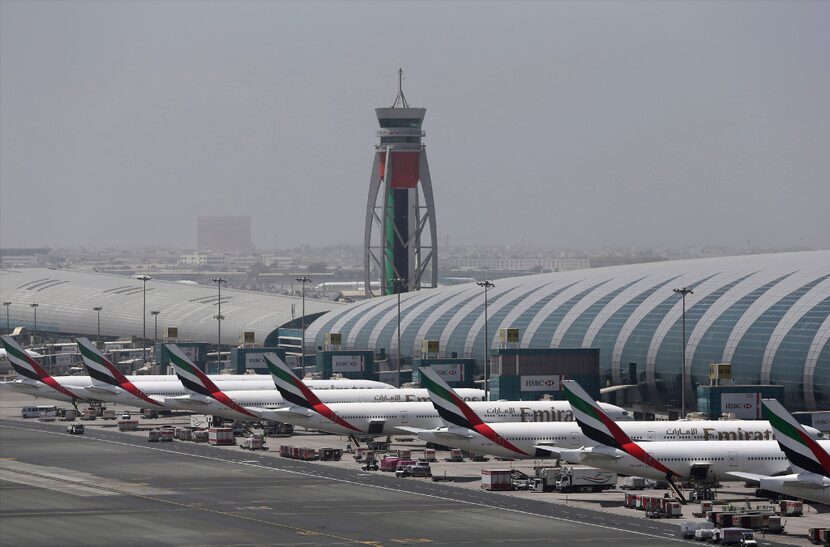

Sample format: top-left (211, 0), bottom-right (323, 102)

top-left (1, 1), bottom-right (828, 251)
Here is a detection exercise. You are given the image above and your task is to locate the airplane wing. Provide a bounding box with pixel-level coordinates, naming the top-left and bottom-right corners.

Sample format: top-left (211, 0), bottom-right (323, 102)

top-left (727, 471), bottom-right (766, 484)
top-left (395, 426), bottom-right (429, 434)
top-left (533, 445), bottom-right (566, 458)
top-left (728, 471), bottom-right (828, 489)
top-left (413, 427), bottom-right (475, 443)
top-left (557, 445), bottom-right (624, 464)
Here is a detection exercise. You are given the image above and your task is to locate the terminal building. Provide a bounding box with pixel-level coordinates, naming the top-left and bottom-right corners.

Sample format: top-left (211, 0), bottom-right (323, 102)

top-left (307, 250), bottom-right (830, 412)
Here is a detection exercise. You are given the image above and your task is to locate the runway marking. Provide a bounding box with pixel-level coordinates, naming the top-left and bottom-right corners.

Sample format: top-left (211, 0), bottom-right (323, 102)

top-left (0, 423), bottom-right (696, 545)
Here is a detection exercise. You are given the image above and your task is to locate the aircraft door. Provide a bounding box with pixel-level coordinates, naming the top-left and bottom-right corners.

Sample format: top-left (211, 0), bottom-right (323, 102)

top-left (647, 430), bottom-right (655, 442)
top-left (728, 451), bottom-right (738, 467)
top-left (401, 410), bottom-right (408, 424)
top-left (570, 432), bottom-right (579, 447)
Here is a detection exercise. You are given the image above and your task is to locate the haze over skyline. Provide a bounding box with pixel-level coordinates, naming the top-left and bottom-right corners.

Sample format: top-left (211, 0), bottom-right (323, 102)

top-left (1, 1), bottom-right (828, 251)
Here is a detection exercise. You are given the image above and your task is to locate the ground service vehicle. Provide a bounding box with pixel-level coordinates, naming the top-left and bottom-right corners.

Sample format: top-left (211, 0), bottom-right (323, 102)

top-left (21, 405), bottom-right (57, 418)
top-left (680, 521), bottom-right (709, 539)
top-left (554, 467), bottom-right (617, 493)
top-left (66, 424), bottom-right (84, 434)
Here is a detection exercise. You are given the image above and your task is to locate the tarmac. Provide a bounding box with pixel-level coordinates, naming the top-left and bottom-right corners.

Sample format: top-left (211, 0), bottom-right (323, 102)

top-left (1, 391), bottom-right (827, 546)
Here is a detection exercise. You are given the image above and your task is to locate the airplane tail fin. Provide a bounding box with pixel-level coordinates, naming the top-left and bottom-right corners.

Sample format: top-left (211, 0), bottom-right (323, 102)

top-left (420, 366), bottom-right (529, 456)
top-left (762, 398), bottom-right (830, 479)
top-left (76, 337), bottom-right (123, 386)
top-left (419, 366), bottom-right (485, 430)
top-left (77, 337), bottom-right (162, 406)
top-left (0, 334), bottom-right (80, 399)
top-left (263, 352), bottom-right (322, 409)
top-left (165, 344), bottom-right (220, 397)
top-left (262, 353), bottom-right (360, 432)
top-left (165, 344), bottom-right (256, 417)
top-left (562, 379), bottom-right (633, 450)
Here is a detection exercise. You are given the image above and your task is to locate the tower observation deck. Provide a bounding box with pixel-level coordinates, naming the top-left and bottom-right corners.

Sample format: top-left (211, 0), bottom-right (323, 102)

top-left (364, 70), bottom-right (438, 297)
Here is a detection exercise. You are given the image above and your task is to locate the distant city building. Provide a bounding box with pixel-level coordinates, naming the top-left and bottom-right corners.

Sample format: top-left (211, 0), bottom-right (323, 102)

top-left (178, 252), bottom-right (228, 268)
top-left (0, 248), bottom-right (50, 268)
top-left (197, 216), bottom-right (253, 253)
top-left (446, 256), bottom-right (590, 272)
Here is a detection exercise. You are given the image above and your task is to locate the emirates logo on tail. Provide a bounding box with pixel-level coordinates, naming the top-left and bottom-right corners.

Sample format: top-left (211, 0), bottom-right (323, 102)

top-left (165, 344), bottom-right (256, 418)
top-left (76, 338), bottom-right (162, 407)
top-left (1, 335), bottom-right (82, 400)
top-left (263, 353), bottom-right (360, 432)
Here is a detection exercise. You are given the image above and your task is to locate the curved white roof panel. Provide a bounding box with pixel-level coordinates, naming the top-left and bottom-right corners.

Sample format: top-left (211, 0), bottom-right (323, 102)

top-left (0, 268), bottom-right (342, 346)
top-left (308, 251), bottom-right (830, 410)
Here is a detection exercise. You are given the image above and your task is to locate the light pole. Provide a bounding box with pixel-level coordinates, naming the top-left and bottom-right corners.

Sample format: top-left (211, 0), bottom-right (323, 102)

top-left (211, 277), bottom-right (227, 366)
top-left (477, 280), bottom-right (495, 401)
top-left (673, 286), bottom-right (694, 419)
top-left (295, 276), bottom-right (311, 377)
top-left (30, 303), bottom-right (39, 345)
top-left (150, 310), bottom-right (160, 362)
top-left (136, 275), bottom-right (151, 365)
top-left (3, 301), bottom-right (10, 334)
top-left (93, 306), bottom-right (103, 347)
top-left (392, 276), bottom-right (406, 387)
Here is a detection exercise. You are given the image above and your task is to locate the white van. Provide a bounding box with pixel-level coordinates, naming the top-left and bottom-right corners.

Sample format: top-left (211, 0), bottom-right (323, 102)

top-left (21, 405), bottom-right (57, 419)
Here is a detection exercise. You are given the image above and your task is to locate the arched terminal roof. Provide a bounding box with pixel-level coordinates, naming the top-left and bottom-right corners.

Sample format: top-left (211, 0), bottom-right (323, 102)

top-left (308, 251), bottom-right (830, 410)
top-left (0, 268), bottom-right (342, 346)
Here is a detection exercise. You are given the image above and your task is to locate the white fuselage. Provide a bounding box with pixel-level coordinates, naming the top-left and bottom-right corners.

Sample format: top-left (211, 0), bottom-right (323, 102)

top-left (563, 440), bottom-right (830, 482)
top-left (55, 375), bottom-right (393, 390)
top-left (162, 388), bottom-right (488, 420)
top-left (414, 420), bottom-right (820, 460)
top-left (259, 400), bottom-right (632, 435)
top-left (3, 376), bottom-right (395, 407)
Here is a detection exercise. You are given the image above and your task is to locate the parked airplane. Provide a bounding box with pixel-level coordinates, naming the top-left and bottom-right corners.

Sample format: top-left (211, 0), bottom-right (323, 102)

top-left (250, 352), bottom-right (630, 435)
top-left (2, 336), bottom-right (393, 405)
top-left (729, 399), bottom-right (830, 504)
top-left (405, 367), bottom-right (814, 463)
top-left (560, 380), bottom-right (813, 499)
top-left (163, 345), bottom-right (486, 421)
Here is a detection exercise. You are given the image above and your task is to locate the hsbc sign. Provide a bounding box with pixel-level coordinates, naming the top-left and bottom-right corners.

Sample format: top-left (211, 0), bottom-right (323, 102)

top-left (429, 364), bottom-right (464, 382)
top-left (721, 392), bottom-right (761, 419)
top-left (521, 375), bottom-right (563, 392)
top-left (332, 355), bottom-right (364, 373)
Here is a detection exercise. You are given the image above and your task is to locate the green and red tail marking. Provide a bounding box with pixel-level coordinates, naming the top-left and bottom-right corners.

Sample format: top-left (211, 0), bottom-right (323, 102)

top-left (165, 344), bottom-right (255, 418)
top-left (763, 398), bottom-right (830, 479)
top-left (76, 337), bottom-right (162, 406)
top-left (420, 366), bottom-right (528, 456)
top-left (563, 380), bottom-right (675, 478)
top-left (1, 335), bottom-right (81, 400)
top-left (263, 353), bottom-right (360, 432)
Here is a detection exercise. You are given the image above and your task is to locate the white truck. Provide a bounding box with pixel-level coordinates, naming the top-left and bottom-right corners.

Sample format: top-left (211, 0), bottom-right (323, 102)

top-left (554, 467), bottom-right (617, 493)
top-left (190, 414), bottom-right (215, 429)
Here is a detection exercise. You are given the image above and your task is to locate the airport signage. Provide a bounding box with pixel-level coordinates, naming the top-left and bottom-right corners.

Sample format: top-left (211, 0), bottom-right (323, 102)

top-left (332, 355), bottom-right (364, 373)
top-left (54, 353), bottom-right (74, 366)
top-left (429, 364), bottom-right (464, 382)
top-left (811, 412), bottom-right (830, 431)
top-left (521, 375), bottom-right (563, 392)
top-left (244, 353), bottom-right (267, 370)
top-left (721, 392), bottom-right (762, 419)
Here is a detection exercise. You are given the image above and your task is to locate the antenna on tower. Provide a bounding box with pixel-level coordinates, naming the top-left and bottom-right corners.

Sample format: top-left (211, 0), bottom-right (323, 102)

top-left (391, 68), bottom-right (409, 108)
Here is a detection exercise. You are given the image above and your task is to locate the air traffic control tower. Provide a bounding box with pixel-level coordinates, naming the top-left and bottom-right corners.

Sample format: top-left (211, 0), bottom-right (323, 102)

top-left (364, 70), bottom-right (438, 297)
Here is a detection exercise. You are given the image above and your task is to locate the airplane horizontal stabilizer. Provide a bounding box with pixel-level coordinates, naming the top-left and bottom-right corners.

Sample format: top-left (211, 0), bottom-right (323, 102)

top-left (83, 384), bottom-right (119, 395)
